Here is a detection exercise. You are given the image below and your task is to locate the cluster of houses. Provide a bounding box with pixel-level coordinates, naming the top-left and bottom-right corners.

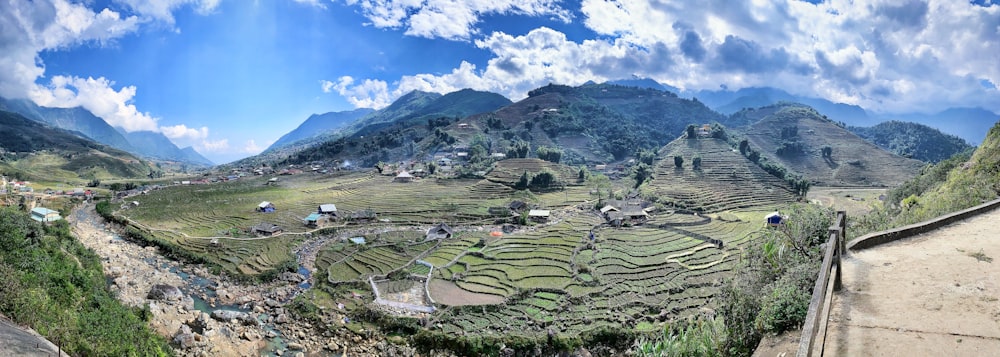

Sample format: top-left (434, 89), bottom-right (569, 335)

top-left (599, 196), bottom-right (653, 227)
top-left (1, 176), bottom-right (34, 194)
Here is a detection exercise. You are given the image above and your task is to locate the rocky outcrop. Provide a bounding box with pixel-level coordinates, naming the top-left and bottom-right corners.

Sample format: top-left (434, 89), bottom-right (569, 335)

top-left (147, 284), bottom-right (184, 301)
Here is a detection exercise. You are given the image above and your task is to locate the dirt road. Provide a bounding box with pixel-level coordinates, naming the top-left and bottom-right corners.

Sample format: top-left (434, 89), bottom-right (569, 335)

top-left (824, 207), bottom-right (1000, 356)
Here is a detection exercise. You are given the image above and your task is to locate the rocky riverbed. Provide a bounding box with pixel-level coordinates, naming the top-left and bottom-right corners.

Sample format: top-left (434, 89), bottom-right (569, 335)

top-left (69, 203), bottom-right (422, 356)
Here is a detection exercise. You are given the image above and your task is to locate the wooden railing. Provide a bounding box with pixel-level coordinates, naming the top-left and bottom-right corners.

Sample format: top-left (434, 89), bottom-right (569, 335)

top-left (796, 211), bottom-right (846, 357)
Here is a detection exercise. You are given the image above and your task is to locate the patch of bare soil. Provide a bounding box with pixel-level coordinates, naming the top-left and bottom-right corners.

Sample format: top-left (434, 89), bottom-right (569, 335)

top-left (825, 208), bottom-right (1000, 356)
top-left (428, 279), bottom-right (505, 306)
top-left (753, 330), bottom-right (799, 357)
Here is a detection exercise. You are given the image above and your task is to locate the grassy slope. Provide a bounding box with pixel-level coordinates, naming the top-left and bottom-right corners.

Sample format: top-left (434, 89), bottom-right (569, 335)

top-left (850, 120), bottom-right (1000, 237)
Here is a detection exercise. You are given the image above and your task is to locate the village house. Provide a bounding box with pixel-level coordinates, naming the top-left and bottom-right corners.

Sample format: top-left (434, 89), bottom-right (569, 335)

top-left (257, 201), bottom-right (276, 212)
top-left (318, 204), bottom-right (338, 217)
top-left (303, 213), bottom-right (322, 227)
top-left (426, 223), bottom-right (454, 240)
top-left (252, 222), bottom-right (282, 236)
top-left (394, 171), bottom-right (414, 183)
top-left (528, 209), bottom-right (550, 223)
top-left (30, 207), bottom-right (62, 223)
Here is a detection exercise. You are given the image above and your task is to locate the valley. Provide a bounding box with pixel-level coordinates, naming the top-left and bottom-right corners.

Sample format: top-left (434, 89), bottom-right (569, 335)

top-left (0, 81), bottom-right (995, 356)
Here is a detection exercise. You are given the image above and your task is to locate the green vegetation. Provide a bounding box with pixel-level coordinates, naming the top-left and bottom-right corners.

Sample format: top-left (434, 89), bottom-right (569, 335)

top-left (850, 121), bottom-right (1000, 238)
top-left (0, 207), bottom-right (171, 356)
top-left (849, 120), bottom-right (972, 163)
top-left (636, 204), bottom-right (831, 356)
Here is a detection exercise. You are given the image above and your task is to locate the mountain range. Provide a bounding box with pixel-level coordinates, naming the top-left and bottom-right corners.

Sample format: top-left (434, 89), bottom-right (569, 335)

top-left (0, 110), bottom-right (154, 180)
top-left (0, 97), bottom-right (213, 167)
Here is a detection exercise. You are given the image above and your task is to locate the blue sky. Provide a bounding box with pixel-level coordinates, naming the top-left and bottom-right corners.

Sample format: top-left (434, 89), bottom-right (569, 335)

top-left (1, 0), bottom-right (998, 164)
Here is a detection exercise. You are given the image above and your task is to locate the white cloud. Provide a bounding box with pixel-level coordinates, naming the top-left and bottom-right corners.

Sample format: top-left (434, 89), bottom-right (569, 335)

top-left (330, 76), bottom-right (392, 108)
top-left (292, 0), bottom-right (327, 9)
top-left (31, 75), bottom-right (162, 132)
top-left (337, 0), bottom-right (1000, 114)
top-left (112, 0), bottom-right (222, 24)
top-left (198, 138), bottom-right (229, 152)
top-left (161, 124), bottom-right (209, 140)
top-left (342, 0), bottom-right (572, 40)
top-left (320, 79), bottom-right (335, 93)
top-left (243, 139), bottom-right (264, 154)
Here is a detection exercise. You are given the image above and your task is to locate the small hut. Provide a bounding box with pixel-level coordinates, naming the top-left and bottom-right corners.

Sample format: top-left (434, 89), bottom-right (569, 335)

top-left (426, 223), bottom-right (454, 240)
top-left (765, 212), bottom-right (785, 226)
top-left (318, 204), bottom-right (338, 217)
top-left (252, 222), bottom-right (282, 236)
top-left (257, 201), bottom-right (276, 212)
top-left (528, 209), bottom-right (550, 223)
top-left (304, 213), bottom-right (322, 227)
top-left (394, 171), bottom-right (414, 183)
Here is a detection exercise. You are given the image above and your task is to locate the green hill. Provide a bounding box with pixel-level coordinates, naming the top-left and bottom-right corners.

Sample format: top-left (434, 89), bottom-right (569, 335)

top-left (848, 120), bottom-right (972, 163)
top-left (739, 103), bottom-right (923, 186)
top-left (0, 110), bottom-right (154, 181)
top-left (852, 119), bottom-right (1000, 236)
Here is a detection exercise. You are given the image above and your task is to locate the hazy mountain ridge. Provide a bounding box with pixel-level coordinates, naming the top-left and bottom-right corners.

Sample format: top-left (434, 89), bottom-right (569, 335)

top-left (116, 129), bottom-right (213, 167)
top-left (266, 108), bottom-right (375, 151)
top-left (0, 97), bottom-right (212, 167)
top-left (0, 97), bottom-right (136, 152)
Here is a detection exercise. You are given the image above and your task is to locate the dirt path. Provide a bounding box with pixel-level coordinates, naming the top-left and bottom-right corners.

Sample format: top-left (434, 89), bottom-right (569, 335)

top-left (824, 207), bottom-right (1000, 356)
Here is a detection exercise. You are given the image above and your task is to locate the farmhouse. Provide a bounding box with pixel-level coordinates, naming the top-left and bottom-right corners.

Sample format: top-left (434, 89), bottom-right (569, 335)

top-left (303, 213), bottom-right (322, 227)
top-left (318, 204), bottom-right (338, 217)
top-left (394, 171), bottom-right (414, 183)
top-left (426, 223), bottom-right (454, 240)
top-left (257, 201), bottom-right (275, 212)
top-left (252, 222), bottom-right (282, 236)
top-left (30, 207), bottom-right (62, 223)
top-left (765, 212), bottom-right (785, 226)
top-left (509, 200), bottom-right (528, 213)
top-left (528, 209), bottom-right (550, 223)
top-left (350, 209), bottom-right (377, 223)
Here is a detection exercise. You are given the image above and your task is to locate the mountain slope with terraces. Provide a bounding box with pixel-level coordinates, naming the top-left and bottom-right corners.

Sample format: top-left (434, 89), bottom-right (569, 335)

top-left (646, 135), bottom-right (799, 212)
top-left (738, 103), bottom-right (924, 186)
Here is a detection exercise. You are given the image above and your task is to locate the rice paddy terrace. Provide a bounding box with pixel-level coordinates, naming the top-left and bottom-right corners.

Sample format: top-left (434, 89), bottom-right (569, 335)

top-left (114, 150), bottom-right (797, 342)
top-left (648, 136), bottom-right (799, 212)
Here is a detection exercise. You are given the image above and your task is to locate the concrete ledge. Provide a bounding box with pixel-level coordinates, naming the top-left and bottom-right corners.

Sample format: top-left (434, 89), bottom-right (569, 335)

top-left (848, 198), bottom-right (1000, 251)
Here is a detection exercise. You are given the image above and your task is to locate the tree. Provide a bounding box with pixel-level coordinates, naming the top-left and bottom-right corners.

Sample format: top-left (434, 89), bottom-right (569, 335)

top-left (821, 146), bottom-right (833, 158)
top-left (589, 173), bottom-right (611, 199)
top-left (636, 149), bottom-right (656, 166)
top-left (536, 146), bottom-right (563, 163)
top-left (739, 139), bottom-right (750, 156)
top-left (748, 150), bottom-right (761, 164)
top-left (578, 166), bottom-right (587, 182)
top-left (634, 164), bottom-right (653, 188)
top-left (529, 169), bottom-right (557, 189)
top-left (686, 124), bottom-right (697, 138)
top-left (515, 171), bottom-right (530, 190)
top-left (692, 156), bottom-right (702, 170)
top-left (427, 162), bottom-right (437, 175)
top-left (674, 155), bottom-right (684, 168)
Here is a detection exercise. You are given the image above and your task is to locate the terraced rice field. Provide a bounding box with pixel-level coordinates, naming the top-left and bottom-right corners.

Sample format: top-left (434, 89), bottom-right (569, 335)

top-left (648, 137), bottom-right (798, 212)
top-left (114, 154), bottom-right (798, 340)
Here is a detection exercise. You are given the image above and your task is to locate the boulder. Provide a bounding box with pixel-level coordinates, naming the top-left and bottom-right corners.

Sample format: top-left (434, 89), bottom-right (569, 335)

top-left (275, 314), bottom-right (289, 324)
top-left (211, 310), bottom-right (248, 322)
top-left (147, 284), bottom-right (184, 301)
top-left (287, 342), bottom-right (304, 350)
top-left (173, 332), bottom-right (197, 349)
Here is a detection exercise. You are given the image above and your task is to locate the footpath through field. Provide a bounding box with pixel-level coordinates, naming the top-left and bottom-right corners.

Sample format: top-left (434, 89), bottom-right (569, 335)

top-left (823, 208), bottom-right (1000, 356)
